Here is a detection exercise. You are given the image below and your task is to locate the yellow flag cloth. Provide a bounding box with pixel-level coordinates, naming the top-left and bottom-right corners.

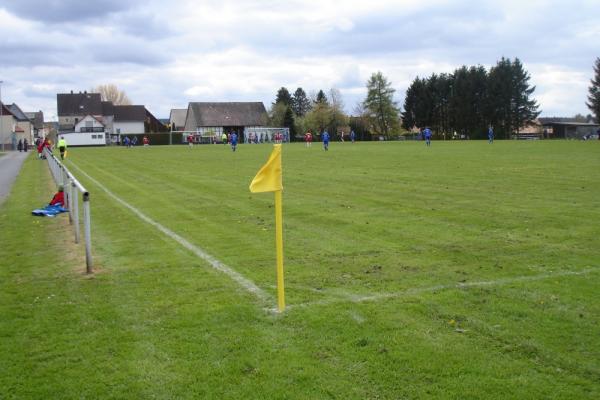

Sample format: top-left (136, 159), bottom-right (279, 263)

top-left (249, 144), bottom-right (283, 193)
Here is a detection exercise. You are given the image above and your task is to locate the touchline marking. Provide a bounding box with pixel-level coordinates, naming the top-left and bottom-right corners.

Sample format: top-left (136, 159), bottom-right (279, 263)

top-left (286, 268), bottom-right (598, 311)
top-left (69, 162), bottom-right (272, 306)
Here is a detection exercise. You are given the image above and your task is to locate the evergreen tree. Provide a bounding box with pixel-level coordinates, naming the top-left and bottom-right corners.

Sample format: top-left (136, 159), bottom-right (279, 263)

top-left (315, 90), bottom-right (328, 105)
top-left (291, 87), bottom-right (311, 117)
top-left (509, 58), bottom-right (540, 135)
top-left (587, 57), bottom-right (600, 123)
top-left (488, 57), bottom-right (539, 138)
top-left (283, 106), bottom-right (297, 140)
top-left (363, 72), bottom-right (400, 137)
top-left (275, 87), bottom-right (292, 106)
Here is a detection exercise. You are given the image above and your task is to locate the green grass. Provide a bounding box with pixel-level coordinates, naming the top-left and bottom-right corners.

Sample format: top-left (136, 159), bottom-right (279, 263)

top-left (1, 141), bottom-right (599, 399)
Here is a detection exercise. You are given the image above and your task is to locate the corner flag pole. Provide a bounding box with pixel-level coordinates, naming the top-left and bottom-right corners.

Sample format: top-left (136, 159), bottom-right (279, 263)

top-left (275, 190), bottom-right (285, 311)
top-left (249, 144), bottom-right (285, 312)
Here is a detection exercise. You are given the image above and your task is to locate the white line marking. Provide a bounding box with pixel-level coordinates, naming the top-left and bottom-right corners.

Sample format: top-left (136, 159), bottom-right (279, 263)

top-left (68, 162), bottom-right (273, 306)
top-left (286, 268), bottom-right (598, 311)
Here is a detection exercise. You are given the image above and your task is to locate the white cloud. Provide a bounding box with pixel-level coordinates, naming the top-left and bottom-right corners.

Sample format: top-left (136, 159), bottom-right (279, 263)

top-left (0, 0), bottom-right (598, 119)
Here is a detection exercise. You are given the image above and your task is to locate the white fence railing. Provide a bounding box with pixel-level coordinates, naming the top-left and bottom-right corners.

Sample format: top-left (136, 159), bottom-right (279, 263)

top-left (44, 149), bottom-right (93, 273)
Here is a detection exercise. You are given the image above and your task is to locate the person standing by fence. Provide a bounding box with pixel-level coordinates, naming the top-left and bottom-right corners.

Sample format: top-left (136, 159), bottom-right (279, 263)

top-left (58, 136), bottom-right (68, 160)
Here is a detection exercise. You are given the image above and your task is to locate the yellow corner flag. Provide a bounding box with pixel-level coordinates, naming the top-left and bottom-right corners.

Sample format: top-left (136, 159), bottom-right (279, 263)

top-left (249, 144), bottom-right (285, 312)
top-left (249, 144), bottom-right (282, 193)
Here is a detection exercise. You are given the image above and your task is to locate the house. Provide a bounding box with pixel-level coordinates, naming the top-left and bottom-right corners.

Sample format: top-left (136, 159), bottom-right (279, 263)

top-left (169, 108), bottom-right (187, 131)
top-left (539, 117), bottom-right (600, 139)
top-left (113, 105), bottom-right (146, 135)
top-left (7, 103), bottom-right (33, 143)
top-left (57, 91), bottom-right (102, 133)
top-left (24, 111), bottom-right (45, 139)
top-left (56, 91), bottom-right (165, 139)
top-left (0, 102), bottom-right (14, 148)
top-left (183, 102), bottom-right (268, 141)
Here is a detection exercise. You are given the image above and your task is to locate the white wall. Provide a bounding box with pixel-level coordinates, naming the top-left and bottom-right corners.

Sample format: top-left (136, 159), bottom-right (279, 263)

top-left (114, 121), bottom-right (144, 134)
top-left (0, 115), bottom-right (16, 147)
top-left (60, 132), bottom-right (106, 146)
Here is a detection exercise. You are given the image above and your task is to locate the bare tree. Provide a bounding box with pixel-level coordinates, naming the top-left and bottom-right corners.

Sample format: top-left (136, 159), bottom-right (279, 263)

top-left (92, 84), bottom-right (132, 105)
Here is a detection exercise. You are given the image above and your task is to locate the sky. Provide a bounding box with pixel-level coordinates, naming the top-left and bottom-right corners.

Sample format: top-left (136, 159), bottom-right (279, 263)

top-left (0, 0), bottom-right (598, 121)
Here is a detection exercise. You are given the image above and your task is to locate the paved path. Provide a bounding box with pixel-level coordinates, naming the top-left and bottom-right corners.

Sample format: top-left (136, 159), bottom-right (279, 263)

top-left (0, 151), bottom-right (30, 206)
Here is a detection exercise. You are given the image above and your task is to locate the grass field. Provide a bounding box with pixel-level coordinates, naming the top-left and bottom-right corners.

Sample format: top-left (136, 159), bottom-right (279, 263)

top-left (1, 141), bottom-right (599, 399)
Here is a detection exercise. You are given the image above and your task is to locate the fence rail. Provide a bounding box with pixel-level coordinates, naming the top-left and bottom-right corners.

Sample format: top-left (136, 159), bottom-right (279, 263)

top-left (44, 148), bottom-right (93, 273)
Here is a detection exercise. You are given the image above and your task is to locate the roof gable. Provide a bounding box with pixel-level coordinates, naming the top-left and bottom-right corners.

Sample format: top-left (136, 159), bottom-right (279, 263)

top-left (74, 115), bottom-right (105, 128)
top-left (170, 109), bottom-right (187, 128)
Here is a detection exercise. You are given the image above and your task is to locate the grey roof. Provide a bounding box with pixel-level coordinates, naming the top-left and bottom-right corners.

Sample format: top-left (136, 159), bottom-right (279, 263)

top-left (7, 103), bottom-right (29, 121)
top-left (114, 105), bottom-right (146, 122)
top-left (185, 102), bottom-right (267, 130)
top-left (169, 109), bottom-right (187, 129)
top-left (101, 101), bottom-right (114, 116)
top-left (57, 92), bottom-right (102, 116)
top-left (544, 121), bottom-right (599, 127)
top-left (539, 117), bottom-right (596, 125)
top-left (24, 111), bottom-right (44, 129)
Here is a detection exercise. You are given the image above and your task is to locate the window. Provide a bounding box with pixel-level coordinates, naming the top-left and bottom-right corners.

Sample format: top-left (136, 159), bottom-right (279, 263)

top-left (92, 135), bottom-right (97, 139)
top-left (86, 121), bottom-right (93, 128)
top-left (98, 135), bottom-right (103, 139)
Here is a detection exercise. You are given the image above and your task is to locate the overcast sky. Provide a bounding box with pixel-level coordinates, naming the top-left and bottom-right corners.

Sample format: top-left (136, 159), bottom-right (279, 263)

top-left (0, 0), bottom-right (598, 121)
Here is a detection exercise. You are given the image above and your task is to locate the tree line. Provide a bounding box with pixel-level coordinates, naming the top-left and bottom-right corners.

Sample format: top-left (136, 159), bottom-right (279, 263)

top-left (402, 57), bottom-right (540, 139)
top-left (270, 57), bottom-right (544, 141)
top-left (269, 72), bottom-right (402, 141)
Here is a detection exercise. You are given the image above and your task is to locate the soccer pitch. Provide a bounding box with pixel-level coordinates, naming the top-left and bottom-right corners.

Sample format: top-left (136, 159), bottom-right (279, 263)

top-left (1, 141), bottom-right (599, 398)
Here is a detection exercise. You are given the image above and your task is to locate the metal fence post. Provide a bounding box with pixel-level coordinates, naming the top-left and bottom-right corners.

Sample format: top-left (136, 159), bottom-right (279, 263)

top-left (72, 181), bottom-right (80, 244)
top-left (83, 192), bottom-right (93, 273)
top-left (67, 177), bottom-right (73, 224)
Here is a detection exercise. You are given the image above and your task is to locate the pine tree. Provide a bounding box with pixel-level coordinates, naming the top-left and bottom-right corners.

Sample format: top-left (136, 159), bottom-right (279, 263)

top-left (275, 87), bottom-right (292, 106)
top-left (283, 106), bottom-right (296, 140)
top-left (315, 90), bottom-right (328, 105)
top-left (363, 72), bottom-right (399, 137)
top-left (587, 57), bottom-right (600, 123)
top-left (291, 87), bottom-right (311, 117)
top-left (510, 58), bottom-right (540, 134)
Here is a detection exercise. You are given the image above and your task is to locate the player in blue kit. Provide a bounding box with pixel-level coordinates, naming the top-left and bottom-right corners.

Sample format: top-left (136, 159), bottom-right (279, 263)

top-left (230, 132), bottom-right (238, 152)
top-left (488, 126), bottom-right (494, 144)
top-left (322, 130), bottom-right (330, 151)
top-left (423, 127), bottom-right (432, 147)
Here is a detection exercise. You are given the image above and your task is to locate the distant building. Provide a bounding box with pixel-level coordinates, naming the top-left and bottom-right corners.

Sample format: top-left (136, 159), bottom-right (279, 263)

top-left (57, 91), bottom-right (102, 133)
top-left (56, 91), bottom-right (165, 140)
top-left (539, 117), bottom-right (600, 139)
top-left (7, 103), bottom-right (33, 143)
top-left (24, 111), bottom-right (45, 138)
top-left (169, 108), bottom-right (187, 131)
top-left (183, 102), bottom-right (268, 141)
